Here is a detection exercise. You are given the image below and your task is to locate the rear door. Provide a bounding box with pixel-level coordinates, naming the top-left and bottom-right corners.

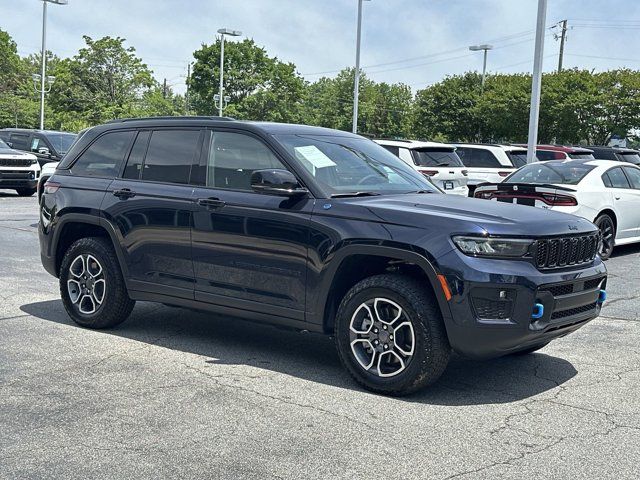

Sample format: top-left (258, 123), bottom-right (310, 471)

top-left (602, 167), bottom-right (640, 240)
top-left (621, 166), bottom-right (640, 238)
top-left (101, 128), bottom-right (202, 299)
top-left (190, 129), bottom-right (313, 321)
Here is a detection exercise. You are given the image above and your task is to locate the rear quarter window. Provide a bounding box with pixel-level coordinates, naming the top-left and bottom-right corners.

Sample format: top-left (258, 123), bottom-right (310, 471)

top-left (456, 148), bottom-right (501, 168)
top-left (70, 130), bottom-right (135, 177)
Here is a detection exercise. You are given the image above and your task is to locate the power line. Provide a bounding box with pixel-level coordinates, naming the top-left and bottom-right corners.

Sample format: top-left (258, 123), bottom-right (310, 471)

top-left (565, 53), bottom-right (640, 63)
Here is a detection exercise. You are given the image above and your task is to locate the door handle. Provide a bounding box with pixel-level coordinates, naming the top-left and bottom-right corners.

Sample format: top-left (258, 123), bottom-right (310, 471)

top-left (197, 197), bottom-right (226, 209)
top-left (113, 188), bottom-right (136, 199)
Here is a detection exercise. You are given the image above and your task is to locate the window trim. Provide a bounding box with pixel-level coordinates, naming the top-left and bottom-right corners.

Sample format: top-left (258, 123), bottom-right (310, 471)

top-left (193, 127), bottom-right (312, 195)
top-left (68, 129), bottom-right (137, 179)
top-left (604, 166), bottom-right (632, 189)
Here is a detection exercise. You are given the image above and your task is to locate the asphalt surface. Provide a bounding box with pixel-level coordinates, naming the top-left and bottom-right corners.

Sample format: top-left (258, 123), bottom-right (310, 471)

top-left (1, 191), bottom-right (639, 480)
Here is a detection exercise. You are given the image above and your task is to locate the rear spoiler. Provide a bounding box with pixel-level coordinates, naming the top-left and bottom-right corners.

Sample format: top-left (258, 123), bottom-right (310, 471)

top-left (475, 182), bottom-right (577, 192)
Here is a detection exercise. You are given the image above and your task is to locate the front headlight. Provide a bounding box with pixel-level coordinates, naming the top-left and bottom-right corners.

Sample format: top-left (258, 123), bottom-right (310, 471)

top-left (452, 236), bottom-right (533, 258)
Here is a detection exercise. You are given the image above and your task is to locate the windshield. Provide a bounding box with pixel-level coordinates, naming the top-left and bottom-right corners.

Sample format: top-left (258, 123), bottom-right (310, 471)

top-left (274, 134), bottom-right (439, 196)
top-left (411, 148), bottom-right (463, 167)
top-left (506, 162), bottom-right (595, 185)
top-left (569, 153), bottom-right (595, 160)
top-left (506, 151), bottom-right (528, 168)
top-left (44, 133), bottom-right (77, 154)
top-left (619, 153), bottom-right (640, 165)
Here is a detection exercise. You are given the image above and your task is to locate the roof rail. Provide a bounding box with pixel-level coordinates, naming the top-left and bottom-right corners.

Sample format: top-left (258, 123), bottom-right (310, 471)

top-left (106, 116), bottom-right (235, 124)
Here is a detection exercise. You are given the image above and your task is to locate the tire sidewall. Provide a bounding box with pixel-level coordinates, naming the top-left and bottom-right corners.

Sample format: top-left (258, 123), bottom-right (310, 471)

top-left (60, 239), bottom-right (117, 327)
top-left (595, 214), bottom-right (615, 260)
top-left (336, 285), bottom-right (431, 392)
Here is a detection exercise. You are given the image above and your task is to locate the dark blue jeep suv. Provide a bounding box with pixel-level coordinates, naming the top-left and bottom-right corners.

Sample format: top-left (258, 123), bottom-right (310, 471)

top-left (39, 117), bottom-right (607, 395)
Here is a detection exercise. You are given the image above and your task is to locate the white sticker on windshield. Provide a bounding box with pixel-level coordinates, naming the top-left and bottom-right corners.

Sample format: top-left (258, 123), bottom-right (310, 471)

top-left (294, 145), bottom-right (336, 169)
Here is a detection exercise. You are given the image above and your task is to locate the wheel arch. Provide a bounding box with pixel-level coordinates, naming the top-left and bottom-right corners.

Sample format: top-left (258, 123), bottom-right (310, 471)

top-left (317, 245), bottom-right (452, 334)
top-left (52, 214), bottom-right (129, 282)
top-left (595, 208), bottom-right (617, 231)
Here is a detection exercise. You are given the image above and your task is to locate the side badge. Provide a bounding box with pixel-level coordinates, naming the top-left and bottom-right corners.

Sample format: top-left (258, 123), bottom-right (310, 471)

top-left (323, 203), bottom-right (332, 210)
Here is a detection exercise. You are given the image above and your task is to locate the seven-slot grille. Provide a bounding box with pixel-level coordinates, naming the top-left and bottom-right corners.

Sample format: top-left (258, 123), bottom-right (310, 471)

top-left (0, 158), bottom-right (34, 167)
top-left (534, 233), bottom-right (599, 269)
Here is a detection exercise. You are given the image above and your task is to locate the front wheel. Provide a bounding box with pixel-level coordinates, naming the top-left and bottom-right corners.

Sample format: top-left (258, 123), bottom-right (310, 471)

top-left (60, 237), bottom-right (135, 329)
top-left (594, 214), bottom-right (615, 260)
top-left (334, 274), bottom-right (450, 396)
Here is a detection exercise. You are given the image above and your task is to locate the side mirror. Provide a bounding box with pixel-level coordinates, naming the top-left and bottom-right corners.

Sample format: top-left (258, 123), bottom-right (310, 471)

top-left (250, 169), bottom-right (308, 196)
top-left (38, 147), bottom-right (51, 156)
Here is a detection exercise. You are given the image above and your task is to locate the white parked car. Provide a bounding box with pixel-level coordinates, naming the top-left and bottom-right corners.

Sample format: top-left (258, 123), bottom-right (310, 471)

top-left (375, 139), bottom-right (469, 196)
top-left (0, 139), bottom-right (40, 196)
top-left (38, 160), bottom-right (59, 200)
top-left (453, 144), bottom-right (527, 195)
top-left (474, 159), bottom-right (640, 259)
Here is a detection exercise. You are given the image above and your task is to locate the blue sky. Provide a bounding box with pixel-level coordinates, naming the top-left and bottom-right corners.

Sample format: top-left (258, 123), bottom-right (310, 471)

top-left (2, 0), bottom-right (640, 94)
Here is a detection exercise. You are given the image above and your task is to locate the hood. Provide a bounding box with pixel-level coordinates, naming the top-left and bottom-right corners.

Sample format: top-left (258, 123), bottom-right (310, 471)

top-left (0, 148), bottom-right (38, 161)
top-left (328, 193), bottom-right (596, 237)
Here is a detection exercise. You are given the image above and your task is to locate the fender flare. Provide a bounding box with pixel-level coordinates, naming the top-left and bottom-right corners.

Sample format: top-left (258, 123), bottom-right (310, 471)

top-left (50, 213), bottom-right (130, 284)
top-left (313, 244), bottom-right (453, 329)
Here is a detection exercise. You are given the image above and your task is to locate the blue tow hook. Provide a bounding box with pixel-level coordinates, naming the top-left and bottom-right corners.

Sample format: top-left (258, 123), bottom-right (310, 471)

top-left (598, 289), bottom-right (607, 304)
top-left (532, 303), bottom-right (544, 319)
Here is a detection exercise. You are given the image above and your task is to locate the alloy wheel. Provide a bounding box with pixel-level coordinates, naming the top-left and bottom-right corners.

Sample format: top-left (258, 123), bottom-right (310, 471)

top-left (349, 297), bottom-right (416, 378)
top-left (67, 254), bottom-right (106, 315)
top-left (597, 217), bottom-right (615, 258)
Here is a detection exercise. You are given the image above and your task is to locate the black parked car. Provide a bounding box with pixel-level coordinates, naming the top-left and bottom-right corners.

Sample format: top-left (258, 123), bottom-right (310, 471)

top-left (39, 117), bottom-right (607, 395)
top-left (587, 146), bottom-right (640, 165)
top-left (0, 128), bottom-right (77, 167)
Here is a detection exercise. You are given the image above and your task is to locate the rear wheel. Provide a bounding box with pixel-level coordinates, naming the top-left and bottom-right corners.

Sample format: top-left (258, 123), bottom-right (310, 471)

top-left (334, 274), bottom-right (450, 396)
top-left (16, 188), bottom-right (36, 197)
top-left (60, 237), bottom-right (135, 329)
top-left (594, 214), bottom-right (615, 260)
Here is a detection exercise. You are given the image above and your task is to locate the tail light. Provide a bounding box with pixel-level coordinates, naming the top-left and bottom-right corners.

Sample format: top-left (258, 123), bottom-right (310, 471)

top-left (420, 170), bottom-right (438, 177)
top-left (498, 171), bottom-right (511, 177)
top-left (44, 181), bottom-right (61, 194)
top-left (541, 193), bottom-right (578, 206)
top-left (475, 191), bottom-right (493, 199)
top-left (461, 170), bottom-right (468, 176)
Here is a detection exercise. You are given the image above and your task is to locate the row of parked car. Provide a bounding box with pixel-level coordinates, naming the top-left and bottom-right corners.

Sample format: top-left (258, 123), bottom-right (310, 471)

top-left (374, 138), bottom-right (640, 259)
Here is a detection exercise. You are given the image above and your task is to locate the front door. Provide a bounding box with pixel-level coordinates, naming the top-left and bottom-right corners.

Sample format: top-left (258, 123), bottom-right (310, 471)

top-left (604, 166), bottom-right (640, 240)
top-left (191, 130), bottom-right (313, 321)
top-left (101, 128), bottom-right (202, 299)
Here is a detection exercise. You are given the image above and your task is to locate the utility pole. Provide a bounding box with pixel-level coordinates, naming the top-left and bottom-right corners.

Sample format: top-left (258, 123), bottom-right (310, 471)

top-left (352, 0), bottom-right (369, 134)
top-left (526, 0), bottom-right (548, 164)
top-left (557, 19), bottom-right (568, 73)
top-left (185, 63), bottom-right (191, 115)
top-left (162, 78), bottom-right (167, 98)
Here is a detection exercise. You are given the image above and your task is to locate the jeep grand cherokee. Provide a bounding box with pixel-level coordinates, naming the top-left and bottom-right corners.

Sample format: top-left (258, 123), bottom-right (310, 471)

top-left (39, 117), bottom-right (608, 395)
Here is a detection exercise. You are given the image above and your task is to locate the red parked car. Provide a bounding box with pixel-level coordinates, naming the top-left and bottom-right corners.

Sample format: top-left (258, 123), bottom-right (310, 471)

top-left (514, 144), bottom-right (595, 161)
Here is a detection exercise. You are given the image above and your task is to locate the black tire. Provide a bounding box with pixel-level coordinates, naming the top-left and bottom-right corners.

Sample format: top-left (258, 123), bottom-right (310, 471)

top-left (16, 188), bottom-right (36, 197)
top-left (60, 237), bottom-right (135, 329)
top-left (594, 214), bottom-right (615, 260)
top-left (334, 274), bottom-right (451, 396)
top-left (511, 342), bottom-right (549, 356)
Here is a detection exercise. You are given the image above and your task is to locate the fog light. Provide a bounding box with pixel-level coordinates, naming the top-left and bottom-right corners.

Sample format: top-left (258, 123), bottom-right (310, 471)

top-left (598, 289), bottom-right (607, 304)
top-left (532, 303), bottom-right (544, 319)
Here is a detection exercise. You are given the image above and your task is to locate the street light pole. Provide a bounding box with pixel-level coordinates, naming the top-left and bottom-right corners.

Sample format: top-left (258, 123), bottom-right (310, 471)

top-left (216, 28), bottom-right (241, 117)
top-left (526, 0), bottom-right (548, 163)
top-left (352, 0), bottom-right (370, 134)
top-left (38, 0), bottom-right (67, 130)
top-left (469, 44), bottom-right (493, 93)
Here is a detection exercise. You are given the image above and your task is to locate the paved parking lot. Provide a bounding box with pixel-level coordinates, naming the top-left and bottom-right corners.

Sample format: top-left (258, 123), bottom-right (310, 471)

top-left (1, 191), bottom-right (639, 479)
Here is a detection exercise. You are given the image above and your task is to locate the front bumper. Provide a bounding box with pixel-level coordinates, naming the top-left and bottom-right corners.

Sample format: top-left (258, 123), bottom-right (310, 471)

top-left (0, 168), bottom-right (39, 189)
top-left (436, 248), bottom-right (607, 358)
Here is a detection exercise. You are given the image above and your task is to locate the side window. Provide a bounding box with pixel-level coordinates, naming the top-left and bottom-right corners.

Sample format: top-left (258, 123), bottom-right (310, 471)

top-left (9, 133), bottom-right (30, 150)
top-left (206, 131), bottom-right (286, 190)
top-left (380, 145), bottom-right (399, 157)
top-left (71, 131), bottom-right (135, 177)
top-left (475, 149), bottom-right (501, 168)
top-left (623, 167), bottom-right (640, 189)
top-left (601, 172), bottom-right (613, 188)
top-left (456, 147), bottom-right (476, 167)
top-left (398, 148), bottom-right (414, 165)
top-left (141, 129), bottom-right (200, 184)
top-left (122, 131), bottom-right (150, 180)
top-left (606, 167), bottom-right (631, 189)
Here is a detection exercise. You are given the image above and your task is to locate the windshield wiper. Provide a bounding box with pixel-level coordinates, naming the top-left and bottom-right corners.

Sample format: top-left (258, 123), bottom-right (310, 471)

top-left (407, 190), bottom-right (434, 194)
top-left (330, 191), bottom-right (381, 198)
